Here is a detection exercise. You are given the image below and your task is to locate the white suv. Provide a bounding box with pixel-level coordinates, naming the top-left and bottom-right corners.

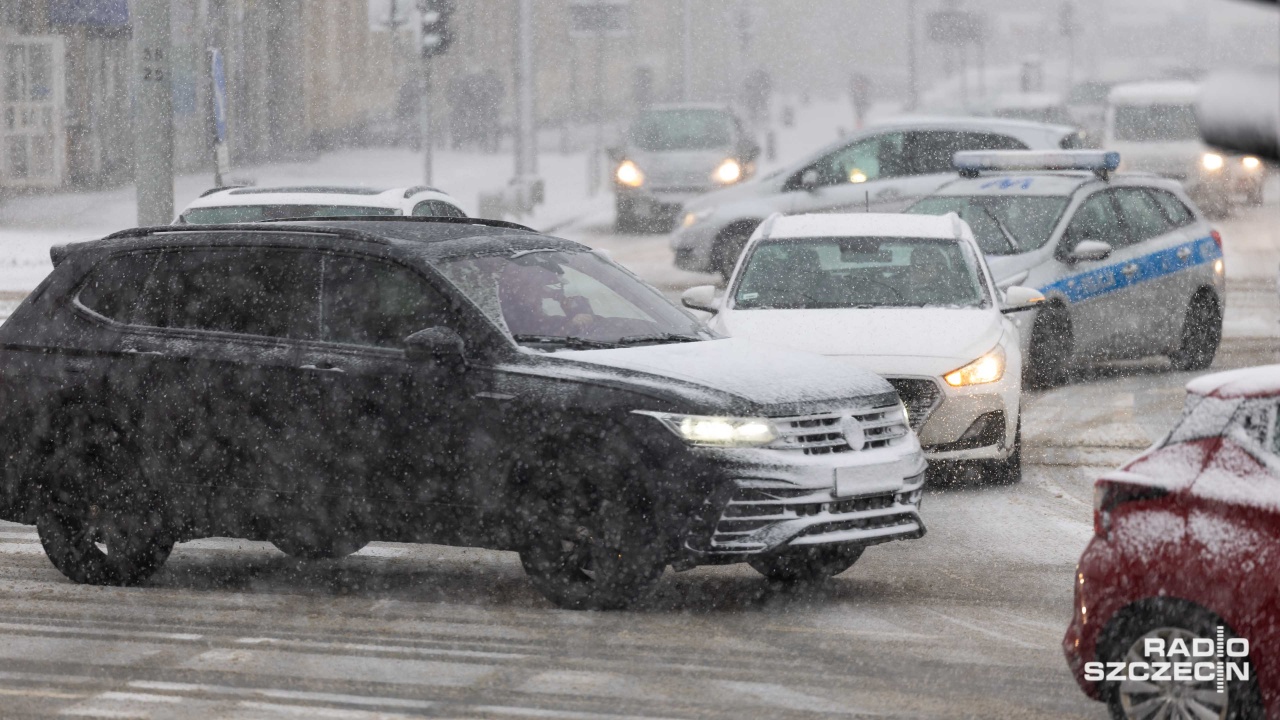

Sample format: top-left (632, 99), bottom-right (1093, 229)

top-left (176, 186), bottom-right (467, 224)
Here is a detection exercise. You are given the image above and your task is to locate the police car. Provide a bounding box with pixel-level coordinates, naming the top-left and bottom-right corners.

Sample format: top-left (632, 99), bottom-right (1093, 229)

top-left (905, 151), bottom-right (1225, 386)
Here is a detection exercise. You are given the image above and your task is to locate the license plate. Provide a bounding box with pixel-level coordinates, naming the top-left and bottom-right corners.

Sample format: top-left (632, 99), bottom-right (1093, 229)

top-left (834, 465), bottom-right (900, 499)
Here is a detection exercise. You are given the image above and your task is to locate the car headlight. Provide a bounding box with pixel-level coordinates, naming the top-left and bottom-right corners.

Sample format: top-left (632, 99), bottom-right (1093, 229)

top-left (943, 346), bottom-right (1006, 387)
top-left (616, 160), bottom-right (645, 188)
top-left (634, 411), bottom-right (779, 447)
top-left (681, 207), bottom-right (715, 228)
top-left (714, 159), bottom-right (743, 184)
top-left (1243, 156), bottom-right (1262, 171)
top-left (1202, 153), bottom-right (1225, 172)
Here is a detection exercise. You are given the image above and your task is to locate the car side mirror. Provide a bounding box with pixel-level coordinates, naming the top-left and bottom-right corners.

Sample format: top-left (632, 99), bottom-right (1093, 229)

top-left (405, 327), bottom-right (467, 370)
top-left (1000, 285), bottom-right (1046, 314)
top-left (1068, 239), bottom-right (1113, 263)
top-left (800, 169), bottom-right (820, 193)
top-left (681, 285), bottom-right (720, 314)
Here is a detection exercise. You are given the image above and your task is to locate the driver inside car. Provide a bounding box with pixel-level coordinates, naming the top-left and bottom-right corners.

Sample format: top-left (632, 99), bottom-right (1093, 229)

top-left (906, 246), bottom-right (963, 306)
top-left (498, 261), bottom-right (597, 337)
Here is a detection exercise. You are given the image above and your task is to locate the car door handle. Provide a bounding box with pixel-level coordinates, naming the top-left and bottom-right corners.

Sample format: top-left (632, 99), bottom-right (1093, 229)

top-left (1121, 264), bottom-right (1140, 276)
top-left (1176, 247), bottom-right (1192, 260)
top-left (301, 363), bottom-right (345, 373)
top-left (123, 347), bottom-right (163, 356)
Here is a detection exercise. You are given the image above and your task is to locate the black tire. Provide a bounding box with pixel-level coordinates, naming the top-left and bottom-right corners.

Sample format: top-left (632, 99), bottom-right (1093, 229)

top-left (1026, 306), bottom-right (1072, 389)
top-left (711, 223), bottom-right (758, 280)
top-left (1169, 293), bottom-right (1222, 372)
top-left (748, 544), bottom-right (864, 584)
top-left (35, 404), bottom-right (173, 586)
top-left (1101, 599), bottom-right (1261, 720)
top-left (614, 196), bottom-right (637, 234)
top-left (271, 529), bottom-right (368, 560)
top-left (982, 417), bottom-right (1022, 485)
top-left (37, 503), bottom-right (173, 586)
top-left (517, 440), bottom-right (666, 610)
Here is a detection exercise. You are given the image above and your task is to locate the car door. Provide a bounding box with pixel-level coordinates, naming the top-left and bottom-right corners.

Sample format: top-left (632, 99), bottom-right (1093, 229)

top-left (784, 131), bottom-right (912, 213)
top-left (1148, 188), bottom-right (1216, 346)
top-left (82, 243), bottom-right (323, 531)
top-left (292, 249), bottom-right (477, 540)
top-left (1054, 189), bottom-right (1143, 360)
top-left (1110, 187), bottom-right (1185, 351)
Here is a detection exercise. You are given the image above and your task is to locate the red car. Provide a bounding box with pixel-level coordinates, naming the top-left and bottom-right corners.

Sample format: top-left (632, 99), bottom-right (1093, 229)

top-left (1065, 365), bottom-right (1280, 720)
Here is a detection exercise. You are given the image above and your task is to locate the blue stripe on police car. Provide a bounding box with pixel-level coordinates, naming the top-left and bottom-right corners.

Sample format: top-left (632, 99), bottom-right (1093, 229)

top-left (1039, 236), bottom-right (1221, 305)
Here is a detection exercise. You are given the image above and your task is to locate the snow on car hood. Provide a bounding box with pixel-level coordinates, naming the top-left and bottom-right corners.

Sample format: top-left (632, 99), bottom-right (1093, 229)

top-left (560, 337), bottom-right (894, 407)
top-left (715, 308), bottom-right (1004, 372)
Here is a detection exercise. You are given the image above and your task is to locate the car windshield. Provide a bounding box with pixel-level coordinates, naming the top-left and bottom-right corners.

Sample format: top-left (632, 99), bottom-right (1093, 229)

top-left (906, 195), bottom-right (1069, 255)
top-left (181, 205), bottom-right (399, 223)
top-left (1113, 104), bottom-right (1201, 142)
top-left (629, 109), bottom-right (734, 152)
top-left (733, 237), bottom-right (989, 310)
top-left (435, 249), bottom-right (708, 349)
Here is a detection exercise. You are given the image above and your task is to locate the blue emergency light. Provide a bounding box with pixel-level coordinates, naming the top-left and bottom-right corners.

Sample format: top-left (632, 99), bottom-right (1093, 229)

top-left (953, 150), bottom-right (1121, 179)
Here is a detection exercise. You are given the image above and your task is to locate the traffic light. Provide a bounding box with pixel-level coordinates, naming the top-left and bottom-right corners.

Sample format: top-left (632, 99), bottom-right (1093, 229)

top-left (419, 0), bottom-right (455, 58)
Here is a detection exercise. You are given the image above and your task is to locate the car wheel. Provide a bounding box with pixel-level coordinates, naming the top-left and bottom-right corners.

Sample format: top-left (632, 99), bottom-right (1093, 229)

top-left (271, 529), bottom-right (368, 560)
top-left (614, 196), bottom-right (637, 233)
top-left (711, 222), bottom-right (759, 280)
top-left (1102, 600), bottom-right (1261, 720)
top-left (1169, 293), bottom-right (1222, 372)
top-left (37, 501), bottom-right (173, 586)
top-left (1026, 306), bottom-right (1072, 389)
top-left (517, 441), bottom-right (666, 610)
top-left (982, 417), bottom-right (1022, 485)
top-left (748, 544), bottom-right (864, 584)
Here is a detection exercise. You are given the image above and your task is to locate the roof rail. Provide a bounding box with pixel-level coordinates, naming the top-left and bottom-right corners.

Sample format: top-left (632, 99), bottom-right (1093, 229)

top-left (198, 185), bottom-right (248, 198)
top-left (756, 212), bottom-right (784, 240)
top-left (254, 215), bottom-right (535, 232)
top-left (402, 185), bottom-right (442, 198)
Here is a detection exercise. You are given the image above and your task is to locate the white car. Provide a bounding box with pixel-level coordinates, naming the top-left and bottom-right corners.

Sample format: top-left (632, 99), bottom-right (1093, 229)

top-left (680, 212), bottom-right (1043, 481)
top-left (176, 185), bottom-right (467, 224)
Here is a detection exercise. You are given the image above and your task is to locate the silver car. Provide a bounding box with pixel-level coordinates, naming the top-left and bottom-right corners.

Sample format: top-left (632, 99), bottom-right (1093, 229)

top-left (905, 151), bottom-right (1226, 386)
top-left (611, 104), bottom-right (759, 233)
top-left (672, 117), bottom-right (1085, 278)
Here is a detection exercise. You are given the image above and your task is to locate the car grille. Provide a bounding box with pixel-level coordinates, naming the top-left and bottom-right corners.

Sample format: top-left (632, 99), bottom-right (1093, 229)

top-left (707, 479), bottom-right (924, 553)
top-left (885, 378), bottom-right (942, 432)
top-left (771, 404), bottom-right (910, 455)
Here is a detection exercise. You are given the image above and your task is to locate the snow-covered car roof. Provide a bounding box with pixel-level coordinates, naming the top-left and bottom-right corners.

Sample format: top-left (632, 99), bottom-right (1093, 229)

top-left (1185, 365), bottom-right (1280, 399)
top-left (766, 212), bottom-right (971, 241)
top-left (866, 114), bottom-right (1078, 138)
top-left (1108, 81), bottom-right (1201, 106)
top-left (183, 185), bottom-right (459, 210)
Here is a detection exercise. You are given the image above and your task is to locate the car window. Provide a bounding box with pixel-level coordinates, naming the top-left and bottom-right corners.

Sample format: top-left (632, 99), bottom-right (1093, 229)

top-left (907, 195), bottom-right (1069, 255)
top-left (1112, 104), bottom-right (1199, 142)
top-left (412, 200), bottom-right (466, 218)
top-left (1148, 189), bottom-right (1195, 228)
top-left (1113, 188), bottom-right (1172, 243)
top-left (906, 131), bottom-right (1029, 175)
top-left (132, 247), bottom-right (321, 339)
top-left (322, 255), bottom-right (454, 348)
top-left (805, 132), bottom-right (907, 188)
top-left (77, 252), bottom-right (164, 324)
top-left (734, 236), bottom-right (988, 310)
top-left (1063, 191), bottom-right (1124, 249)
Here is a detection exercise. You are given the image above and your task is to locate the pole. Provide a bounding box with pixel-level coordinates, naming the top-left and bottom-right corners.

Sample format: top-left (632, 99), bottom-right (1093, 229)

top-left (133, 0), bottom-right (175, 226)
top-left (515, 0), bottom-right (535, 179)
top-left (591, 25), bottom-right (604, 196)
top-left (905, 0), bottom-right (917, 111)
top-left (681, 0), bottom-right (692, 101)
top-left (421, 59), bottom-right (433, 185)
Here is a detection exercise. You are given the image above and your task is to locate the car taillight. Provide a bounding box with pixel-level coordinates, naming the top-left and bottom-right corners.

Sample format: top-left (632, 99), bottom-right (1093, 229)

top-left (1093, 480), bottom-right (1170, 538)
top-left (1211, 230), bottom-right (1223, 251)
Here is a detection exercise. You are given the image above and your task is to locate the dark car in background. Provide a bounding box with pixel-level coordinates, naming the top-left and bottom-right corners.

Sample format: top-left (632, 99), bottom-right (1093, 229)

top-left (0, 218), bottom-right (927, 610)
top-left (611, 104), bottom-right (760, 233)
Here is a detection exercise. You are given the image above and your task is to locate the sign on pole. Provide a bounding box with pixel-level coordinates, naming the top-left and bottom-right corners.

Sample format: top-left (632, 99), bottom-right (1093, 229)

top-left (133, 0), bottom-right (174, 226)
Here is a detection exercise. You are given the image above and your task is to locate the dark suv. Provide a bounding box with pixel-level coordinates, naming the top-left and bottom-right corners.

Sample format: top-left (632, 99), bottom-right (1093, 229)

top-left (0, 218), bottom-right (926, 609)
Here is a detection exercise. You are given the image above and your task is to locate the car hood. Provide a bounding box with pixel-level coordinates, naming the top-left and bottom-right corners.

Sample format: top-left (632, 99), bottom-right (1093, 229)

top-left (555, 337), bottom-right (895, 412)
top-left (715, 308), bottom-right (1004, 373)
top-left (629, 148), bottom-right (735, 186)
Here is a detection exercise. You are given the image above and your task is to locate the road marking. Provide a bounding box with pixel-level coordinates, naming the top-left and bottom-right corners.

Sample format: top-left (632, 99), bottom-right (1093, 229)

top-left (231, 635), bottom-right (527, 660)
top-left (0, 622), bottom-right (203, 643)
top-left (95, 692), bottom-right (183, 704)
top-left (921, 608), bottom-right (1040, 650)
top-left (714, 680), bottom-right (873, 716)
top-left (470, 706), bottom-right (687, 720)
top-left (128, 681), bottom-right (435, 711)
top-left (0, 687), bottom-right (85, 700)
top-left (237, 701), bottom-right (416, 719)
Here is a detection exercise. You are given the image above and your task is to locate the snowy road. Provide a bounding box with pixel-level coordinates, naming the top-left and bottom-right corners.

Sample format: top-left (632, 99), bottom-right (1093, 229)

top-left (0, 205), bottom-right (1274, 719)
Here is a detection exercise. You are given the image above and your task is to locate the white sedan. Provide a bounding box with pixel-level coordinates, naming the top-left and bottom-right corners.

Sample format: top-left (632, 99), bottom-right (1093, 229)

top-left (682, 212), bottom-right (1043, 482)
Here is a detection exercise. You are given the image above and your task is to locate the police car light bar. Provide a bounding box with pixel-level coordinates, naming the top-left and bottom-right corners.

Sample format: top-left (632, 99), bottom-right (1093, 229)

top-left (953, 150), bottom-right (1121, 178)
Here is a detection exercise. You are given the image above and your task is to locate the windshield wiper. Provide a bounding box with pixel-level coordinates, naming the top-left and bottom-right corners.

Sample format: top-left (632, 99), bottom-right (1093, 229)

top-left (613, 333), bottom-right (704, 346)
top-left (511, 334), bottom-right (619, 349)
top-left (976, 205), bottom-right (1022, 253)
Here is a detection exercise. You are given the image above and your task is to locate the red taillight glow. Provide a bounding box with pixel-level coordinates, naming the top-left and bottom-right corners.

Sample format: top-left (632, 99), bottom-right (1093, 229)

top-left (1211, 230), bottom-right (1223, 251)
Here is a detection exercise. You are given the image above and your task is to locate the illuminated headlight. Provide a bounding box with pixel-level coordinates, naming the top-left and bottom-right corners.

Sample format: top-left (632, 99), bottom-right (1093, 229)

top-left (634, 411), bottom-right (778, 447)
top-left (714, 159), bottom-right (743, 184)
top-left (681, 207), bottom-right (714, 228)
top-left (1201, 153), bottom-right (1225, 172)
top-left (1243, 156), bottom-right (1262, 171)
top-left (616, 160), bottom-right (645, 188)
top-left (943, 346), bottom-right (1006, 387)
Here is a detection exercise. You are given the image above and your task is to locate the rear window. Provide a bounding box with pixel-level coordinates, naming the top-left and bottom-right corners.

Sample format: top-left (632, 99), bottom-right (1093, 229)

top-left (1113, 104), bottom-right (1199, 142)
top-left (182, 205), bottom-right (398, 224)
